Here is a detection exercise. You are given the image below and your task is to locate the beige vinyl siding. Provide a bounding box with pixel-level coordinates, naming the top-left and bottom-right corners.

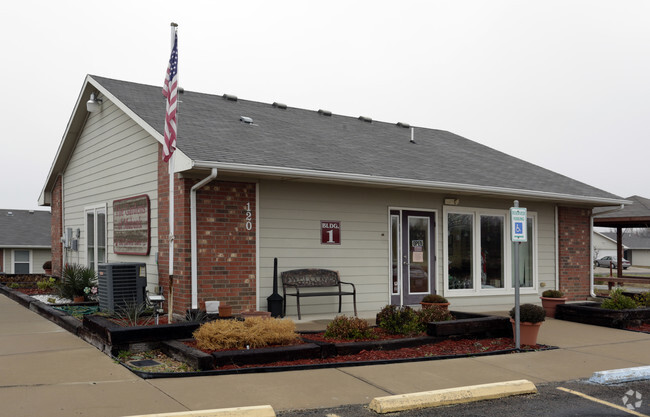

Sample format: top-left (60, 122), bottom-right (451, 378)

top-left (62, 97), bottom-right (159, 289)
top-left (32, 249), bottom-right (53, 274)
top-left (258, 180), bottom-right (558, 315)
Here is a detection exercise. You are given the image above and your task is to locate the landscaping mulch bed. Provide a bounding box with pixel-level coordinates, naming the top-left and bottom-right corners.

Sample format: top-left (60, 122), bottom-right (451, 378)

top-left (215, 337), bottom-right (541, 371)
top-left (627, 323), bottom-right (650, 333)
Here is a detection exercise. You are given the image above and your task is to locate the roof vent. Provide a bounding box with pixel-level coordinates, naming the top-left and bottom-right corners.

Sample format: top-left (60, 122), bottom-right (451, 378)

top-left (318, 109), bottom-right (332, 116)
top-left (358, 116), bottom-right (372, 123)
top-left (272, 102), bottom-right (287, 109)
top-left (223, 94), bottom-right (238, 102)
top-left (396, 122), bottom-right (410, 128)
top-left (240, 116), bottom-right (254, 124)
top-left (6, 211), bottom-right (13, 216)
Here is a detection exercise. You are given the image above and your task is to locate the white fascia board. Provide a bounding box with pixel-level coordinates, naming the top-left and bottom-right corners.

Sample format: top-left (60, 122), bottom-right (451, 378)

top-left (0, 245), bottom-right (51, 249)
top-left (192, 160), bottom-right (631, 206)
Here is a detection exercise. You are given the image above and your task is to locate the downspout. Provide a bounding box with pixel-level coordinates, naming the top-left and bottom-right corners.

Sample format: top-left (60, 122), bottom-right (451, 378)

top-left (191, 168), bottom-right (218, 310)
top-left (555, 205), bottom-right (559, 291)
top-left (590, 204), bottom-right (625, 297)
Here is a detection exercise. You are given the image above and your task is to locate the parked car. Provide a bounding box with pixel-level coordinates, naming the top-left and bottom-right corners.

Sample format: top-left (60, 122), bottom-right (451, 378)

top-left (594, 256), bottom-right (630, 269)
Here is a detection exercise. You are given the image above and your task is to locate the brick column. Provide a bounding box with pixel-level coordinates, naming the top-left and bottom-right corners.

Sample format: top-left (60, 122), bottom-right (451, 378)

top-left (51, 175), bottom-right (63, 277)
top-left (557, 206), bottom-right (592, 300)
top-left (158, 146), bottom-right (257, 315)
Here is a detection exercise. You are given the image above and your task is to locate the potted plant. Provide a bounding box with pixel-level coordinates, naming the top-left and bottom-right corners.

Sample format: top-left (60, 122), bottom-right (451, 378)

top-left (55, 264), bottom-right (97, 303)
top-left (218, 303), bottom-right (233, 317)
top-left (540, 289), bottom-right (568, 318)
top-left (420, 294), bottom-right (450, 311)
top-left (509, 303), bottom-right (545, 346)
top-left (42, 260), bottom-right (52, 275)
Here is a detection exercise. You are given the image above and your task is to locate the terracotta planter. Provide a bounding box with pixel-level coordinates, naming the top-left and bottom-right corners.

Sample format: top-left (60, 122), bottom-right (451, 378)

top-left (44, 268), bottom-right (52, 276)
top-left (218, 305), bottom-right (232, 317)
top-left (73, 296), bottom-right (85, 303)
top-left (540, 296), bottom-right (568, 318)
top-left (510, 318), bottom-right (542, 346)
top-left (420, 302), bottom-right (450, 311)
top-left (240, 310), bottom-right (272, 319)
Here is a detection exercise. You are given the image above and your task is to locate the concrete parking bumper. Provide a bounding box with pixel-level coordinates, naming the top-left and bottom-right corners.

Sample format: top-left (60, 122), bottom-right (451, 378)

top-left (122, 405), bottom-right (276, 417)
top-left (368, 379), bottom-right (537, 413)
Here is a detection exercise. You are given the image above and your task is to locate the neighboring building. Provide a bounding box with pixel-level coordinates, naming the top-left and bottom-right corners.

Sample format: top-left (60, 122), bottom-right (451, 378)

top-left (0, 209), bottom-right (52, 274)
top-left (592, 231), bottom-right (627, 261)
top-left (39, 75), bottom-right (628, 317)
top-left (600, 232), bottom-right (650, 267)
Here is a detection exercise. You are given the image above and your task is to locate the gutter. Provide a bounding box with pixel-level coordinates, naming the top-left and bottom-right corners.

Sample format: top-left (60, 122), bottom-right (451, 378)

top-left (192, 161), bottom-right (630, 206)
top-left (190, 168), bottom-right (218, 310)
top-left (590, 204), bottom-right (626, 297)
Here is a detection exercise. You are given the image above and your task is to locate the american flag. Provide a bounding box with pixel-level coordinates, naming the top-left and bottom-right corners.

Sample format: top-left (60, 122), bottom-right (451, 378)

top-left (162, 31), bottom-right (179, 162)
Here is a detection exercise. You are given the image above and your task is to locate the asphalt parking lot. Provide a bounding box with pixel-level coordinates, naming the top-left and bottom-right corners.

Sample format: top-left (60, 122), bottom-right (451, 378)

top-left (278, 380), bottom-right (650, 417)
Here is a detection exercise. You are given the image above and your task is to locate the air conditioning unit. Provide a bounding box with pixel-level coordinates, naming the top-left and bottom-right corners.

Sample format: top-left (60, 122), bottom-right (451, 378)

top-left (98, 262), bottom-right (147, 312)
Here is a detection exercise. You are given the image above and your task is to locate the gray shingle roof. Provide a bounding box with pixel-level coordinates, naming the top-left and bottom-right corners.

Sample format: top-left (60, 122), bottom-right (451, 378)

top-left (92, 75), bottom-right (621, 201)
top-left (0, 209), bottom-right (51, 247)
top-left (594, 195), bottom-right (650, 218)
top-left (601, 232), bottom-right (650, 250)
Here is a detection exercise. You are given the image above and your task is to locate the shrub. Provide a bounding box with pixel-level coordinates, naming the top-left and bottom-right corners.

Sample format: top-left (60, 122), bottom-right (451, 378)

top-left (324, 315), bottom-right (375, 340)
top-left (634, 292), bottom-right (650, 308)
top-left (601, 288), bottom-right (638, 310)
top-left (541, 289), bottom-right (564, 298)
top-left (193, 316), bottom-right (300, 351)
top-left (113, 299), bottom-right (154, 327)
top-left (56, 264), bottom-right (97, 299)
top-left (376, 305), bottom-right (420, 335)
top-left (42, 260), bottom-right (52, 270)
top-left (418, 305), bottom-right (454, 323)
top-left (509, 304), bottom-right (546, 323)
top-left (421, 294), bottom-right (448, 304)
top-left (36, 277), bottom-right (57, 291)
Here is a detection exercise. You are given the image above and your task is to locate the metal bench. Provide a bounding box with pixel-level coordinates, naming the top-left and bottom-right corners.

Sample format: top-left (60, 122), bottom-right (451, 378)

top-left (281, 269), bottom-right (357, 320)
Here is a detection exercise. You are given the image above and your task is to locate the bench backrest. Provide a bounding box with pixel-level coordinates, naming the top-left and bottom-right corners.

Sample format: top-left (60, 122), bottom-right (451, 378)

top-left (281, 269), bottom-right (340, 287)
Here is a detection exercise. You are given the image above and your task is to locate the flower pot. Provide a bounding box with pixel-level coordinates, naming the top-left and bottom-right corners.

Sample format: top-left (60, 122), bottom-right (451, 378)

top-left (73, 296), bottom-right (85, 303)
top-left (540, 296), bottom-right (568, 318)
top-left (218, 305), bottom-right (232, 317)
top-left (240, 310), bottom-right (272, 319)
top-left (44, 268), bottom-right (52, 276)
top-left (420, 302), bottom-right (450, 311)
top-left (510, 318), bottom-right (542, 346)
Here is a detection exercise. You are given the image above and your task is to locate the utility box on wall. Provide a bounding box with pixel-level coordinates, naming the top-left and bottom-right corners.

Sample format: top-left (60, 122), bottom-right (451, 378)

top-left (98, 262), bottom-right (147, 312)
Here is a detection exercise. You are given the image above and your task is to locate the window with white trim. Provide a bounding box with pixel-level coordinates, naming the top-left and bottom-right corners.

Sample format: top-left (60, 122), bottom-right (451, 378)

top-left (13, 250), bottom-right (30, 274)
top-left (444, 207), bottom-right (536, 294)
top-left (86, 206), bottom-right (107, 271)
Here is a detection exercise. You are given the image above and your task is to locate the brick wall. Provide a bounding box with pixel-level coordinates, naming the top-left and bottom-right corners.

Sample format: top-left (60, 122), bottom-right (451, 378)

top-left (157, 147), bottom-right (257, 315)
top-left (557, 206), bottom-right (592, 300)
top-left (51, 175), bottom-right (63, 277)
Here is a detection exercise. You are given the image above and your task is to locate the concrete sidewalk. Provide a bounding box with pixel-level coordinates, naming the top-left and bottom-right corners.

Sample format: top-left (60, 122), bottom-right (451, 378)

top-left (1, 294), bottom-right (649, 417)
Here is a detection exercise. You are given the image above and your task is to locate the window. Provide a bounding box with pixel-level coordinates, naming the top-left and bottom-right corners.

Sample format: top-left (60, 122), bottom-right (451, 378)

top-left (445, 208), bottom-right (536, 294)
top-left (86, 206), bottom-right (107, 271)
top-left (13, 250), bottom-right (30, 274)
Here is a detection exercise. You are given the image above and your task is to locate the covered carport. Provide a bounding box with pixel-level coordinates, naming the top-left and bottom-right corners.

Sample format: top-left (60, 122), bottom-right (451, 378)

top-left (593, 195), bottom-right (650, 288)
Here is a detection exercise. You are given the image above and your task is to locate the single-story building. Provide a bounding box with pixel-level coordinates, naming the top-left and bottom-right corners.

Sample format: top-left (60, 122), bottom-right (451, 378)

top-left (600, 231), bottom-right (650, 267)
top-left (592, 231), bottom-right (627, 261)
top-left (0, 209), bottom-right (52, 274)
top-left (39, 75), bottom-right (629, 317)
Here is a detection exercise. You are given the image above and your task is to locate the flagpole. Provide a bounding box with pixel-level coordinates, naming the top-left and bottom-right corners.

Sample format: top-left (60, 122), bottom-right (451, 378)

top-left (168, 22), bottom-right (178, 323)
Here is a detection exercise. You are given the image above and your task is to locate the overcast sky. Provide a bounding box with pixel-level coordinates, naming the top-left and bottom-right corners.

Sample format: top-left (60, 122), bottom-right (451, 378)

top-left (3, 0), bottom-right (649, 211)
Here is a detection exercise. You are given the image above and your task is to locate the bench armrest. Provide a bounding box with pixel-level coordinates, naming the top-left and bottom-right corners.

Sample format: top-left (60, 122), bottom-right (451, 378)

top-left (339, 281), bottom-right (356, 292)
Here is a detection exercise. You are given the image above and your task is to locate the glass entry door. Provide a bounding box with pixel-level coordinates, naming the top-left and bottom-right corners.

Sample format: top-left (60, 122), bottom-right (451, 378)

top-left (390, 210), bottom-right (436, 305)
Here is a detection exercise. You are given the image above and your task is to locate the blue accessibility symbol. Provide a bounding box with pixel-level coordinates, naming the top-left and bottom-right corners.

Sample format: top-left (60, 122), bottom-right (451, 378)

top-left (515, 222), bottom-right (523, 234)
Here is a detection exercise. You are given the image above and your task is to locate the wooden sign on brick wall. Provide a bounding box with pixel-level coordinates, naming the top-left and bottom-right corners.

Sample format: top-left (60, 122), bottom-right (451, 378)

top-left (113, 195), bottom-right (150, 255)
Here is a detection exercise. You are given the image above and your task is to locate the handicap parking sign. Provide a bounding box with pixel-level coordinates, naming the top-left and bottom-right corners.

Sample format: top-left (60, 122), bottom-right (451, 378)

top-left (510, 207), bottom-right (527, 242)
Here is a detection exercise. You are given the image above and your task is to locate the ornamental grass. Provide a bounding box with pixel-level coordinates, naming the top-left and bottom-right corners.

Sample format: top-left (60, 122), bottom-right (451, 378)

top-left (193, 316), bottom-right (300, 351)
